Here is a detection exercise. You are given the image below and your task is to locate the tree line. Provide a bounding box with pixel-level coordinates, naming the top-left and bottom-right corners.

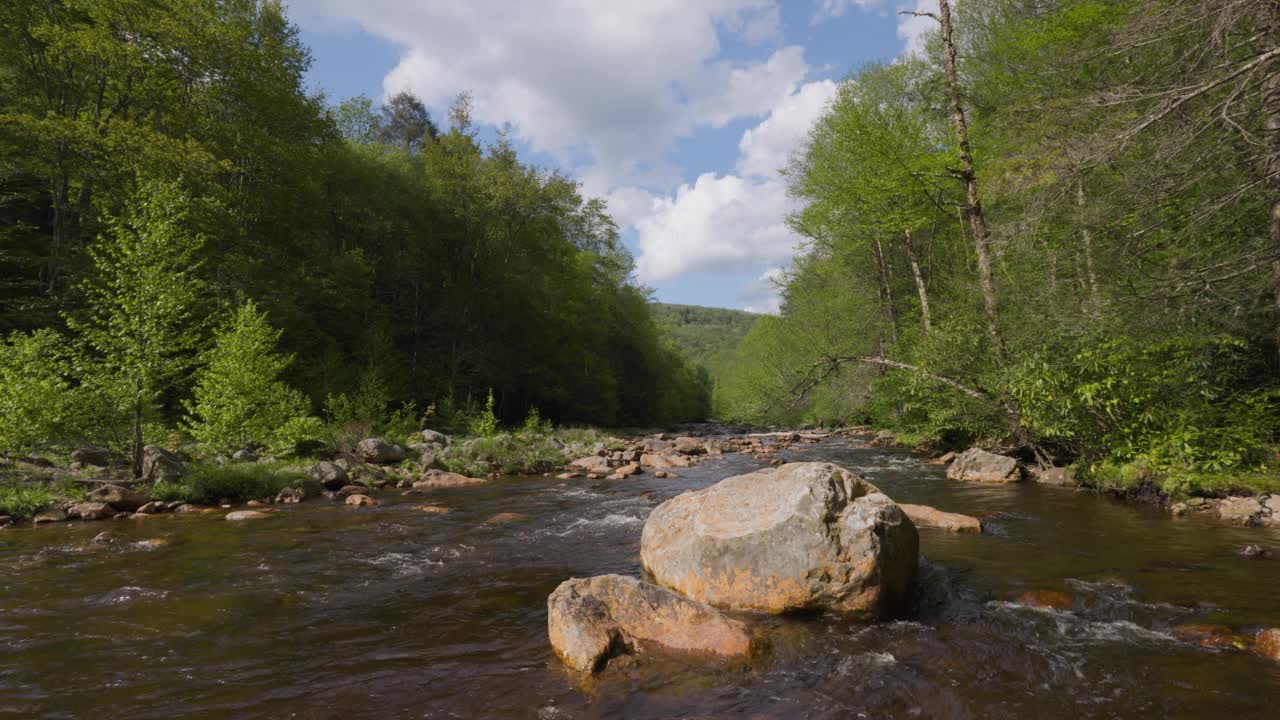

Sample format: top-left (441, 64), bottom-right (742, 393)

top-left (718, 0), bottom-right (1280, 492)
top-left (0, 0), bottom-right (710, 471)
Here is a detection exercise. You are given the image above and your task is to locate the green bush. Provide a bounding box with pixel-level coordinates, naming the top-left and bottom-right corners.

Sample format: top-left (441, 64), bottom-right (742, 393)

top-left (0, 330), bottom-right (77, 456)
top-left (182, 464), bottom-right (301, 504)
top-left (0, 483), bottom-right (75, 521)
top-left (440, 432), bottom-right (567, 476)
top-left (185, 301), bottom-right (321, 452)
top-left (148, 480), bottom-right (195, 503)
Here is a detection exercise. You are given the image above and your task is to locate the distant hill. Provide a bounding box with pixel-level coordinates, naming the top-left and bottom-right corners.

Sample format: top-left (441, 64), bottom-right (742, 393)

top-left (652, 303), bottom-right (759, 371)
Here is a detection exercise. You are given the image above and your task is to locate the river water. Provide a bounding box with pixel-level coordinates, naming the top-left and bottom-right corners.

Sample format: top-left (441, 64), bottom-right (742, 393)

top-left (2, 438), bottom-right (1279, 719)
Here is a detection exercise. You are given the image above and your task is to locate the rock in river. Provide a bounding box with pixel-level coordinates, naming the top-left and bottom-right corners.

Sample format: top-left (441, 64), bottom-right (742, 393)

top-left (356, 437), bottom-right (409, 465)
top-left (946, 448), bottom-right (1021, 483)
top-left (640, 462), bottom-right (918, 618)
top-left (547, 574), bottom-right (750, 673)
top-left (899, 503), bottom-right (982, 533)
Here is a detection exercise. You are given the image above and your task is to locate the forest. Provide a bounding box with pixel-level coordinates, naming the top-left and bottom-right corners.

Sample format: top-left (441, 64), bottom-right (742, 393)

top-left (0, 0), bottom-right (711, 471)
top-left (716, 0), bottom-right (1280, 497)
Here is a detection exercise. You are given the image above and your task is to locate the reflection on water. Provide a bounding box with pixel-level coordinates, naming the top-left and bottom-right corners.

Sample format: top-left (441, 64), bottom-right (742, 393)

top-left (1, 439), bottom-right (1279, 718)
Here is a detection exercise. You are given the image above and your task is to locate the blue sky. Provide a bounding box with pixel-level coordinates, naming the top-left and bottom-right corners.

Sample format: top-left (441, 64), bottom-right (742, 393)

top-left (289, 1), bottom-right (930, 312)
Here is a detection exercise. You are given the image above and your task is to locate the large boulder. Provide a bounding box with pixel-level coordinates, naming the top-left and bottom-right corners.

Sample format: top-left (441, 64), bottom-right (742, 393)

top-left (640, 462), bottom-right (918, 618)
top-left (143, 446), bottom-right (187, 483)
top-left (306, 461), bottom-right (348, 491)
top-left (567, 455), bottom-right (611, 474)
top-left (946, 448), bottom-right (1021, 483)
top-left (86, 484), bottom-right (146, 513)
top-left (672, 437), bottom-right (706, 455)
top-left (67, 502), bottom-right (115, 521)
top-left (547, 574), bottom-right (751, 673)
top-left (413, 469), bottom-right (486, 489)
top-left (355, 437), bottom-right (409, 465)
top-left (1216, 496), bottom-right (1266, 527)
top-left (71, 446), bottom-right (113, 467)
top-left (1031, 466), bottom-right (1074, 486)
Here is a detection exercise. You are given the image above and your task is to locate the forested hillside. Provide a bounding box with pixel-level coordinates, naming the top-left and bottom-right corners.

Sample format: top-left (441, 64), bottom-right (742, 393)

top-left (652, 303), bottom-right (757, 369)
top-left (0, 0), bottom-right (709, 463)
top-left (717, 0), bottom-right (1280, 495)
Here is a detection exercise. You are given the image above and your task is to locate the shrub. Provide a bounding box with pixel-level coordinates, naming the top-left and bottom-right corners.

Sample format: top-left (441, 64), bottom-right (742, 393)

top-left (440, 432), bottom-right (567, 476)
top-left (185, 301), bottom-right (321, 452)
top-left (0, 482), bottom-right (75, 521)
top-left (468, 389), bottom-right (499, 438)
top-left (182, 464), bottom-right (301, 504)
top-left (0, 330), bottom-right (77, 456)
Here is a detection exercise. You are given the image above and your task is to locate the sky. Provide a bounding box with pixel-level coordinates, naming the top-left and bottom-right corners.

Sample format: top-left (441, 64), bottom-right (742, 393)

top-left (287, 0), bottom-right (933, 313)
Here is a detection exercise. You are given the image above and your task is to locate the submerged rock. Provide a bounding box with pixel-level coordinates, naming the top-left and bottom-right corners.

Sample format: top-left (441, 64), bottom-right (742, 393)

top-left (547, 574), bottom-right (751, 673)
top-left (485, 512), bottom-right (527, 524)
top-left (344, 494), bottom-right (379, 507)
top-left (640, 462), bottom-right (918, 617)
top-left (899, 504), bottom-right (982, 533)
top-left (1015, 590), bottom-right (1073, 610)
top-left (1175, 624), bottom-right (1241, 649)
top-left (135, 501), bottom-right (169, 514)
top-left (946, 448), bottom-right (1021, 483)
top-left (225, 510), bottom-right (271, 521)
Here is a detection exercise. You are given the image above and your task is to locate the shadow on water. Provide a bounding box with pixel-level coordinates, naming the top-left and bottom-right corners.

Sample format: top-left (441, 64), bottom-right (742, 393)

top-left (2, 438), bottom-right (1279, 718)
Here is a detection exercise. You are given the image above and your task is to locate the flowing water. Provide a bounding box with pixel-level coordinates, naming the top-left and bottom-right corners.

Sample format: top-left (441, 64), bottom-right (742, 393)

top-left (3, 438), bottom-right (1280, 719)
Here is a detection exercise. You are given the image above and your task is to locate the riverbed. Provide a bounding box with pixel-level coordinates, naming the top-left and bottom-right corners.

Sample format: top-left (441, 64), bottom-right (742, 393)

top-left (2, 438), bottom-right (1279, 718)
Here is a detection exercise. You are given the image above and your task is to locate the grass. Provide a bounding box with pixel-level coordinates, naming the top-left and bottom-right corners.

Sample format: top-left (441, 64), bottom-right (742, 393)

top-left (0, 482), bottom-right (77, 521)
top-left (440, 431), bottom-right (573, 476)
top-left (160, 463), bottom-right (305, 505)
top-left (1080, 460), bottom-right (1280, 499)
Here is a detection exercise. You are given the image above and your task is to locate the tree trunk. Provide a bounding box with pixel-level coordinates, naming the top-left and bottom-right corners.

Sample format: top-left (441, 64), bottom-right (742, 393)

top-left (937, 0), bottom-right (1004, 365)
top-left (872, 235), bottom-right (898, 347)
top-left (903, 229), bottom-right (932, 333)
top-left (1076, 178), bottom-right (1100, 315)
top-left (132, 383), bottom-right (144, 479)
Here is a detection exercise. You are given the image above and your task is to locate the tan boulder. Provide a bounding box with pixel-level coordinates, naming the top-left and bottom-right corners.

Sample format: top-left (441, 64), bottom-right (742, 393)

top-left (547, 574), bottom-right (750, 673)
top-left (899, 504), bottom-right (982, 533)
top-left (413, 469), bottom-right (487, 489)
top-left (946, 448), bottom-right (1021, 483)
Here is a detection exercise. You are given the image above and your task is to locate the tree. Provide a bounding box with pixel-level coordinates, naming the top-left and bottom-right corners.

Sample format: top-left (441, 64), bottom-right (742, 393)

top-left (0, 329), bottom-right (75, 456)
top-left (377, 91), bottom-right (439, 152)
top-left (67, 179), bottom-right (206, 477)
top-left (185, 300), bottom-right (319, 452)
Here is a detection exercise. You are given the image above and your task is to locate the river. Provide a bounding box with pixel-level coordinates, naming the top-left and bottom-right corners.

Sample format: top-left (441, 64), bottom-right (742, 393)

top-left (2, 437), bottom-right (1279, 718)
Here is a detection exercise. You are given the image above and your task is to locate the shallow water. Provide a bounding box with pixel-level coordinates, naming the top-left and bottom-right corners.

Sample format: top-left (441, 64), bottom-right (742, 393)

top-left (2, 439), bottom-right (1279, 719)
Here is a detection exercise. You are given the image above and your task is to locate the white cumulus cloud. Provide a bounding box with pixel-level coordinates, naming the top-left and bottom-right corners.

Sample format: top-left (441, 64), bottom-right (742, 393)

top-left (737, 79), bottom-right (837, 178)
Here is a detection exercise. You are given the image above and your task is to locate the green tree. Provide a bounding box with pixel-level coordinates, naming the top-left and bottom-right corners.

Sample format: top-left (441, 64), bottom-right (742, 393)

top-left (185, 300), bottom-right (319, 452)
top-left (67, 179), bottom-right (206, 477)
top-left (0, 329), bottom-right (75, 455)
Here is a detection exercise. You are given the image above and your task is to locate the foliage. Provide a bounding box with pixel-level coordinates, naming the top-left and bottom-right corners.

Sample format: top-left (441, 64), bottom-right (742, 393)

top-left (0, 330), bottom-right (77, 455)
top-left (715, 0), bottom-right (1280, 495)
top-left (185, 301), bottom-right (321, 452)
top-left (469, 390), bottom-right (499, 438)
top-left (439, 432), bottom-right (568, 476)
top-left (0, 482), bottom-right (75, 521)
top-left (180, 463), bottom-right (301, 505)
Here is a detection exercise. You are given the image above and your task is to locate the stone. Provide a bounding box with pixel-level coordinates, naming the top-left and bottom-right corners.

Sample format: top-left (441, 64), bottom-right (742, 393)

top-left (640, 462), bottom-right (918, 617)
top-left (416, 505), bottom-right (450, 514)
top-left (946, 448), bottom-right (1021, 483)
top-left (135, 501), bottom-right (169, 514)
top-left (547, 574), bottom-right (751, 673)
top-left (1216, 496), bottom-right (1265, 527)
top-left (32, 507), bottom-right (68, 524)
top-left (85, 484), bottom-right (146, 512)
top-left (1174, 624), bottom-right (1239, 649)
top-left (1015, 590), bottom-right (1073, 610)
top-left (71, 446), bottom-right (112, 467)
top-left (306, 461), bottom-right (349, 491)
top-left (898, 504), bottom-right (982, 533)
top-left (641, 438), bottom-right (672, 453)
top-left (1031, 467), bottom-right (1074, 486)
top-left (173, 504), bottom-right (202, 513)
top-left (654, 471), bottom-right (672, 479)
top-left (225, 510), bottom-right (271, 521)
top-left (421, 429), bottom-right (450, 447)
top-left (567, 456), bottom-right (611, 474)
top-left (232, 448), bottom-right (259, 463)
top-left (345, 494), bottom-right (379, 507)
top-left (275, 487), bottom-right (306, 504)
top-left (1239, 544), bottom-right (1268, 558)
top-left (413, 469), bottom-right (487, 489)
top-left (616, 463), bottom-right (641, 477)
top-left (1254, 628), bottom-right (1280, 661)
top-left (68, 502), bottom-right (114, 521)
top-left (672, 437), bottom-right (706, 455)
top-left (92, 531), bottom-right (114, 544)
top-left (356, 437), bottom-right (409, 464)
top-left (337, 484), bottom-right (372, 497)
top-left (556, 472), bottom-right (584, 480)
top-left (485, 512), bottom-right (528, 525)
top-left (142, 446), bottom-right (186, 483)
